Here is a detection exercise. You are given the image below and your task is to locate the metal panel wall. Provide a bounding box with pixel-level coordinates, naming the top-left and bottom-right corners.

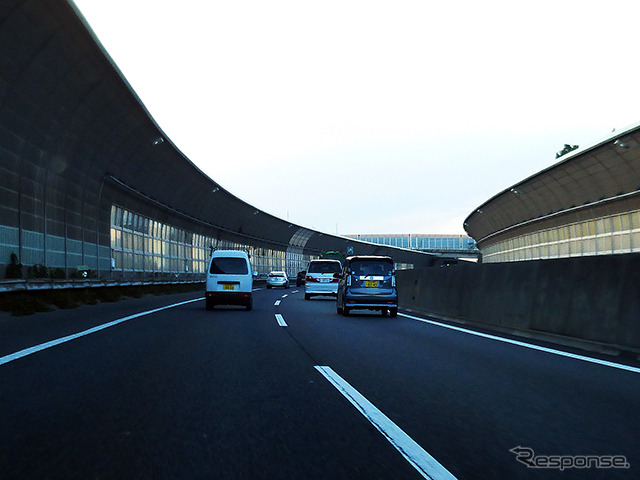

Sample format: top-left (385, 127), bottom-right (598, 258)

top-left (464, 124), bottom-right (640, 262)
top-left (0, 0), bottom-right (435, 278)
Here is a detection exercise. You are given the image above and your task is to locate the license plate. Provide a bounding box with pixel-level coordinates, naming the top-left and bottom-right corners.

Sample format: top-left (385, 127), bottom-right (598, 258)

top-left (364, 280), bottom-right (379, 288)
top-left (320, 278), bottom-right (330, 283)
top-left (223, 284), bottom-right (235, 291)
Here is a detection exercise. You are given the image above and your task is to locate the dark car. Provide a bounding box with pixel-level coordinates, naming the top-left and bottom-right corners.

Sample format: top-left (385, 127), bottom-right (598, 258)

top-left (336, 256), bottom-right (398, 317)
top-left (296, 270), bottom-right (306, 287)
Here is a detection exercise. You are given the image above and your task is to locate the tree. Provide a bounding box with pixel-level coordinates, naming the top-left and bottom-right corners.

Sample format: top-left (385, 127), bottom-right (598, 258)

top-left (6, 252), bottom-right (22, 279)
top-left (556, 144), bottom-right (579, 159)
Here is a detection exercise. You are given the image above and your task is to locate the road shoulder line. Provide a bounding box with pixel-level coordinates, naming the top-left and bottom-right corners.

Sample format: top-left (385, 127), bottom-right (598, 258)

top-left (400, 312), bottom-right (640, 374)
top-left (0, 298), bottom-right (202, 366)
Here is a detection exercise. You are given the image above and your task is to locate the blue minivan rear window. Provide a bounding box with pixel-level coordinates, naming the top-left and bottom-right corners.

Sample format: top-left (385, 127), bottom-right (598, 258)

top-left (350, 260), bottom-right (393, 276)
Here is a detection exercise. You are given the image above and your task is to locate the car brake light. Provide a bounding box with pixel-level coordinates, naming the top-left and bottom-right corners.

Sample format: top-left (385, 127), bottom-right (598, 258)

top-left (306, 275), bottom-right (318, 283)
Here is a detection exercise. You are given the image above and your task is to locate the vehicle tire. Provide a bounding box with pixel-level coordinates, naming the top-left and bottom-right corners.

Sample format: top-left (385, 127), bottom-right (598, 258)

top-left (205, 298), bottom-right (214, 311)
top-left (389, 307), bottom-right (398, 318)
top-left (337, 305), bottom-right (343, 315)
top-left (305, 293), bottom-right (311, 300)
top-left (267, 285), bottom-right (271, 289)
top-left (342, 307), bottom-right (350, 316)
top-left (246, 299), bottom-right (253, 311)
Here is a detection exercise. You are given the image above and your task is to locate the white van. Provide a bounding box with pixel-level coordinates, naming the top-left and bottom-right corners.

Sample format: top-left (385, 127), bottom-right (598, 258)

top-left (205, 250), bottom-right (253, 311)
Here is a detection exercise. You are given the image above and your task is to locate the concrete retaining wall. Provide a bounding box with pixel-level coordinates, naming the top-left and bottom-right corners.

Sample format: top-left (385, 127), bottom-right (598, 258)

top-left (397, 253), bottom-right (640, 353)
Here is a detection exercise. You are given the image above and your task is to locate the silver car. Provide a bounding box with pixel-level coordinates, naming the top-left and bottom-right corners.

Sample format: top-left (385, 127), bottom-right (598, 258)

top-left (304, 259), bottom-right (342, 300)
top-left (266, 271), bottom-right (290, 289)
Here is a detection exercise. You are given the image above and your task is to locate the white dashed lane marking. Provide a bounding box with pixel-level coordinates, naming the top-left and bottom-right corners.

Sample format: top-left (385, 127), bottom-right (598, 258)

top-left (315, 366), bottom-right (457, 479)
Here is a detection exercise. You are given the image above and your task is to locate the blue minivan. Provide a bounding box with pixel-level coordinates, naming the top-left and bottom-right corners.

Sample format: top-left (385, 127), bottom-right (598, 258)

top-left (336, 255), bottom-right (398, 317)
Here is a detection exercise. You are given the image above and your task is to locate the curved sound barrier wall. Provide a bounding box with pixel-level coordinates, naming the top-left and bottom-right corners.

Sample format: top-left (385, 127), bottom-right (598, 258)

top-left (0, 0), bottom-right (436, 279)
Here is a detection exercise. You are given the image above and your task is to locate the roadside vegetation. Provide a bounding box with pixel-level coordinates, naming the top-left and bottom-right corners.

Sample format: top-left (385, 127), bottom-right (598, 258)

top-left (0, 283), bottom-right (204, 316)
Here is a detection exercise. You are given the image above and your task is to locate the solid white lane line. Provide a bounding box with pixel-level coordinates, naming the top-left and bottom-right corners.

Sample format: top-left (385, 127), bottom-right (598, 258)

top-left (0, 298), bottom-right (203, 367)
top-left (275, 314), bottom-right (287, 327)
top-left (400, 312), bottom-right (640, 374)
top-left (315, 366), bottom-right (457, 480)
top-left (274, 300), bottom-right (281, 306)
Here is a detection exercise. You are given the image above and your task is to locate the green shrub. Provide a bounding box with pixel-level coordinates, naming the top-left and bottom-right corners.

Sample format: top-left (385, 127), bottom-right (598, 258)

top-left (50, 268), bottom-right (66, 279)
top-left (6, 253), bottom-right (22, 279)
top-left (29, 264), bottom-right (49, 278)
top-left (0, 293), bottom-right (54, 316)
top-left (46, 291), bottom-right (79, 309)
top-left (96, 288), bottom-right (123, 303)
top-left (0, 282), bottom-right (204, 315)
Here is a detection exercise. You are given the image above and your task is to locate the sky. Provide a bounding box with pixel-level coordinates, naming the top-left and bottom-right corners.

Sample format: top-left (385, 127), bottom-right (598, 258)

top-left (72, 0), bottom-right (640, 236)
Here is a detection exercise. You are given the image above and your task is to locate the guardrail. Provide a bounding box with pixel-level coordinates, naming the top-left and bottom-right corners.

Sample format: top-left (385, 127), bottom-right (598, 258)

top-left (0, 278), bottom-right (205, 293)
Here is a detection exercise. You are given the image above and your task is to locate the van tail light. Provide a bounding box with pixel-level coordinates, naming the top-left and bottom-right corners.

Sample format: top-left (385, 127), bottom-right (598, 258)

top-left (392, 276), bottom-right (396, 287)
top-left (331, 277), bottom-right (339, 283)
top-left (306, 275), bottom-right (318, 283)
top-left (346, 276), bottom-right (352, 287)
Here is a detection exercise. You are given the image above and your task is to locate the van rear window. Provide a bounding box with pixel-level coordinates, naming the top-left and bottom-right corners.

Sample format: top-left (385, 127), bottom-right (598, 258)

top-left (210, 257), bottom-right (248, 275)
top-left (308, 261), bottom-right (341, 274)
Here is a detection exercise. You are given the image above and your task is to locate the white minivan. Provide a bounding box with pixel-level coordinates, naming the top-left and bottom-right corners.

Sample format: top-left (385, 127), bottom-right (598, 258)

top-left (205, 250), bottom-right (253, 311)
top-left (304, 259), bottom-right (342, 300)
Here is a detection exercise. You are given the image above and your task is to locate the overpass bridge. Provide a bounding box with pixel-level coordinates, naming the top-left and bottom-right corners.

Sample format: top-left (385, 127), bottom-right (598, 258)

top-left (415, 248), bottom-right (480, 258)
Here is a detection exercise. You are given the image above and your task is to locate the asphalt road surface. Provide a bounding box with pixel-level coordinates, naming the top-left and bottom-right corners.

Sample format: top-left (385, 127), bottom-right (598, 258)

top-left (1, 287), bottom-right (638, 479)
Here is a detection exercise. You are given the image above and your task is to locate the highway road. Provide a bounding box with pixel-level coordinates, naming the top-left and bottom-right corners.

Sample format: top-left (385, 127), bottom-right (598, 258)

top-left (0, 287), bottom-right (638, 479)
